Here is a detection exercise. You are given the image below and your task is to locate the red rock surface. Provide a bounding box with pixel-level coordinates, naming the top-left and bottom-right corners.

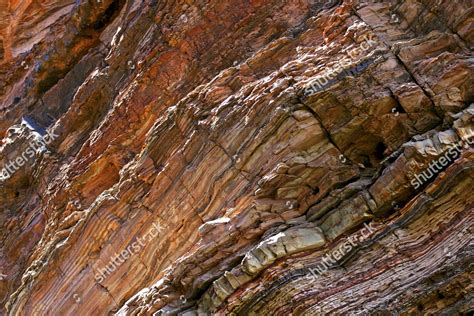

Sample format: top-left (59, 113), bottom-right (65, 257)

top-left (0, 0), bottom-right (472, 315)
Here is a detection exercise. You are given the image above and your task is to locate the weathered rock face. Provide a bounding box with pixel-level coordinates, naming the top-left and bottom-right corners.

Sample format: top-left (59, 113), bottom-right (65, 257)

top-left (0, 0), bottom-right (472, 315)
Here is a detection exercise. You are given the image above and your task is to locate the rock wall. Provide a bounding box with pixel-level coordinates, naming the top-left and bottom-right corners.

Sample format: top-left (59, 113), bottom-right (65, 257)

top-left (0, 0), bottom-right (472, 315)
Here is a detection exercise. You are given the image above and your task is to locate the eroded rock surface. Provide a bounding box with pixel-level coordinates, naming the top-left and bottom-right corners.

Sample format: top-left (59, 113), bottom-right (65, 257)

top-left (0, 0), bottom-right (472, 315)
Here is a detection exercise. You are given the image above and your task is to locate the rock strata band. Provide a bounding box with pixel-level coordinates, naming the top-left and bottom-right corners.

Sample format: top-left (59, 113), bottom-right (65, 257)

top-left (301, 222), bottom-right (376, 283)
top-left (304, 33), bottom-right (380, 96)
top-left (0, 128), bottom-right (59, 180)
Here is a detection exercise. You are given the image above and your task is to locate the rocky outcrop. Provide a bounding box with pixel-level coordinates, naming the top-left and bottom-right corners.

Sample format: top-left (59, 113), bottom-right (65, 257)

top-left (0, 0), bottom-right (472, 315)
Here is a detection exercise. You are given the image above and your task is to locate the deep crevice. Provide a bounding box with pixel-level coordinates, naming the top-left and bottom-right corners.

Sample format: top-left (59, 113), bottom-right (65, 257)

top-left (36, 0), bottom-right (126, 95)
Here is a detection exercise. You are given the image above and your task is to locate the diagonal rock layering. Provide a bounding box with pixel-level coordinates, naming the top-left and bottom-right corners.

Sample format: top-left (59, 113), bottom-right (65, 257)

top-left (0, 0), bottom-right (473, 315)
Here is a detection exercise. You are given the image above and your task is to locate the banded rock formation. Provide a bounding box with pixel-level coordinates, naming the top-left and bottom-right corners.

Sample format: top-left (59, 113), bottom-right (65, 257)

top-left (0, 0), bottom-right (473, 315)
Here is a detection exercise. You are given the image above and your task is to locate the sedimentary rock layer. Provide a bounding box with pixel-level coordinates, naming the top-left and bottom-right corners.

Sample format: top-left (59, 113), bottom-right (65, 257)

top-left (0, 0), bottom-right (472, 315)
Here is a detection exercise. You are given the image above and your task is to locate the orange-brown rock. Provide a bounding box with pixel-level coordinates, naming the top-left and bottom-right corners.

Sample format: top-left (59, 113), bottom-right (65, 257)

top-left (0, 0), bottom-right (472, 315)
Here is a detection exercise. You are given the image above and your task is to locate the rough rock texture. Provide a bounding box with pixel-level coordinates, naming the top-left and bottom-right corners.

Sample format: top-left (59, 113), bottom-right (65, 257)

top-left (0, 0), bottom-right (473, 315)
